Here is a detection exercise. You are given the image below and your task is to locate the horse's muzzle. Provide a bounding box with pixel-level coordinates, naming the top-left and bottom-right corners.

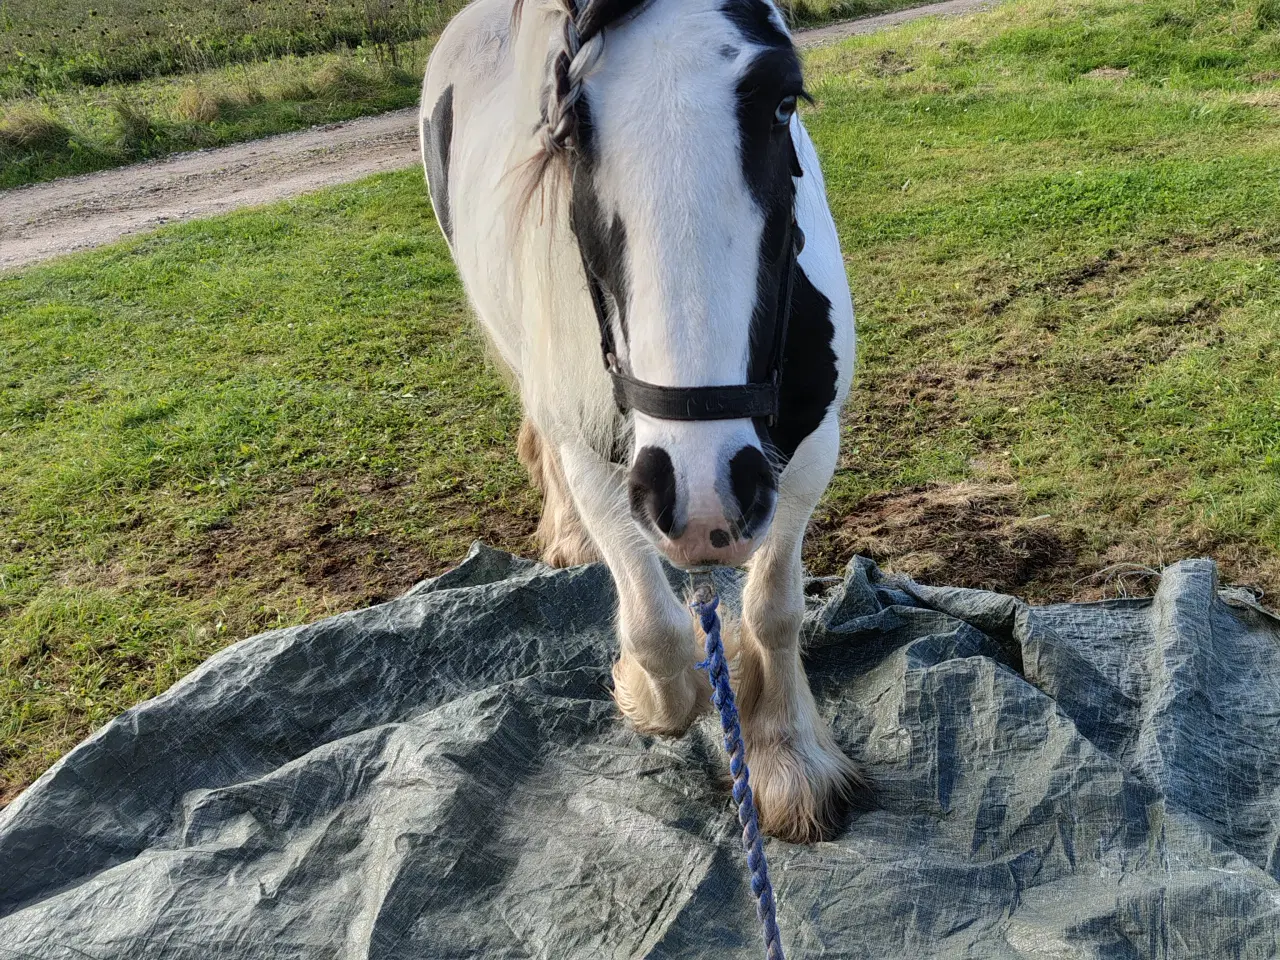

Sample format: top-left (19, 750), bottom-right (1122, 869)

top-left (628, 443), bottom-right (776, 569)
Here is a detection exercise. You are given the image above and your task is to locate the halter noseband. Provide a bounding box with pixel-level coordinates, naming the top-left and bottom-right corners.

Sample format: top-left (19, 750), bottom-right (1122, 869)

top-left (582, 214), bottom-right (804, 426)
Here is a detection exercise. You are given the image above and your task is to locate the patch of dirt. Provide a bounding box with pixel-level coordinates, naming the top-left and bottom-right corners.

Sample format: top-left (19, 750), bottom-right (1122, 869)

top-left (806, 475), bottom-right (1280, 606)
top-left (872, 365), bottom-right (966, 415)
top-left (176, 474), bottom-right (537, 608)
top-left (871, 50), bottom-right (917, 77)
top-left (806, 481), bottom-right (1088, 600)
top-left (983, 247), bottom-right (1139, 318)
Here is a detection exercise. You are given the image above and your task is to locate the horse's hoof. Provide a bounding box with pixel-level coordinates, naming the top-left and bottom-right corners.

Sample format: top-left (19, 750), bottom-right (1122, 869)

top-left (612, 656), bottom-right (709, 736)
top-left (745, 726), bottom-right (867, 843)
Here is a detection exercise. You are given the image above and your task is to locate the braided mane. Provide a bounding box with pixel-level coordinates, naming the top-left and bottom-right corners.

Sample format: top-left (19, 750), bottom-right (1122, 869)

top-left (514, 0), bottom-right (652, 194)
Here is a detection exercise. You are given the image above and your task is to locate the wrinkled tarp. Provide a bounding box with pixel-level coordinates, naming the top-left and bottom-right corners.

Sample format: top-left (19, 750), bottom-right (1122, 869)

top-left (4, 545), bottom-right (1280, 959)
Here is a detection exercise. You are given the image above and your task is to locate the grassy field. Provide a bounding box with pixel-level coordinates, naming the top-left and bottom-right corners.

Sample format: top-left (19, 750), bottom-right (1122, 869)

top-left (4, 0), bottom-right (1280, 800)
top-left (0, 0), bottom-right (917, 189)
top-left (1, 0), bottom-right (440, 94)
top-left (0, 0), bottom-right (454, 188)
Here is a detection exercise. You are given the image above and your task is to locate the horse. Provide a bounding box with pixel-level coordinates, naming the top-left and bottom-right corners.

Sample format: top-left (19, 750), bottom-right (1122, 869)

top-left (420, 0), bottom-right (862, 842)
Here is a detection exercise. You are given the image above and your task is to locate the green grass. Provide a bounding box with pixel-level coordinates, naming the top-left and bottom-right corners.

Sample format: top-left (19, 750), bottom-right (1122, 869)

top-left (0, 0), bottom-right (447, 95)
top-left (0, 0), bottom-right (909, 97)
top-left (4, 0), bottom-right (1280, 800)
top-left (0, 51), bottom-right (431, 189)
top-left (801, 0), bottom-right (1280, 582)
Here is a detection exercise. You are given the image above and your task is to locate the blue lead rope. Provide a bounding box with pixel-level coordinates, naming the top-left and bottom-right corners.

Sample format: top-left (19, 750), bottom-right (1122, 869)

top-left (691, 585), bottom-right (785, 960)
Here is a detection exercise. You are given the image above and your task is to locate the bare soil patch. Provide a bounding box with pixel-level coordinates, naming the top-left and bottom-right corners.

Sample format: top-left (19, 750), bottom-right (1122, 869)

top-left (806, 481), bottom-right (1089, 600)
top-left (178, 476), bottom-right (537, 609)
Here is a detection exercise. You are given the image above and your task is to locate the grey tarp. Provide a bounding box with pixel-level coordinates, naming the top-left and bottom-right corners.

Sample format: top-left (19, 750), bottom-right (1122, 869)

top-left (4, 545), bottom-right (1280, 958)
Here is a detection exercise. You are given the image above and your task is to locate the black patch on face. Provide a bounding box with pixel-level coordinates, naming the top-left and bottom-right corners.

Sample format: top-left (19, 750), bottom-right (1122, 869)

top-left (758, 265), bottom-right (838, 461)
top-left (574, 86), bottom-right (595, 159)
top-left (571, 184), bottom-right (630, 346)
top-left (719, 43), bottom-right (740, 59)
top-left (422, 85), bottom-right (454, 242)
top-left (723, 3), bottom-right (827, 463)
top-left (721, 0), bottom-right (789, 49)
top-left (629, 446), bottom-right (678, 536)
top-left (728, 36), bottom-right (806, 409)
top-left (728, 444), bottom-right (777, 538)
top-left (570, 93), bottom-right (630, 346)
top-left (734, 48), bottom-right (803, 206)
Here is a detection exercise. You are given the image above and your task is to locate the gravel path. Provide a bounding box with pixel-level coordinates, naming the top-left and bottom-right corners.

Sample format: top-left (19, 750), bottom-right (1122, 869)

top-left (0, 0), bottom-right (991, 272)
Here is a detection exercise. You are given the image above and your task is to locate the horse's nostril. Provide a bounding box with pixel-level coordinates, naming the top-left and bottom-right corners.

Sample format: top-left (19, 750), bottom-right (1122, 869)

top-left (628, 445), bottom-right (678, 536)
top-left (709, 529), bottom-right (731, 549)
top-left (728, 445), bottom-right (777, 537)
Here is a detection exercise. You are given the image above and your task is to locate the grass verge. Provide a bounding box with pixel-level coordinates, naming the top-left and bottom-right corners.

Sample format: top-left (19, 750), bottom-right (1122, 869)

top-left (4, 0), bottom-right (1280, 800)
top-left (0, 50), bottom-right (430, 189)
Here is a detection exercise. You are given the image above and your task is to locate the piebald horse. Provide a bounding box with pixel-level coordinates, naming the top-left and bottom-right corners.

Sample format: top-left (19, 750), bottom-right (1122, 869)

top-left (420, 0), bottom-right (862, 841)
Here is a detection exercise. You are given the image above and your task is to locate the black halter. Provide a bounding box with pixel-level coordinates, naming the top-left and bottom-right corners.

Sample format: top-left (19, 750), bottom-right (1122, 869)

top-left (581, 216), bottom-right (804, 426)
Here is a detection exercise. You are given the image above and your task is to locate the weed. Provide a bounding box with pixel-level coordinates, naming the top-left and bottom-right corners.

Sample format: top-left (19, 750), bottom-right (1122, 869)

top-left (1254, 0), bottom-right (1280, 29)
top-left (111, 99), bottom-right (156, 150)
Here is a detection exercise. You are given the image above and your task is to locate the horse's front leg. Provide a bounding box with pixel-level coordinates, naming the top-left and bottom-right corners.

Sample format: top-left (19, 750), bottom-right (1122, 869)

top-left (558, 441), bottom-right (708, 735)
top-left (739, 425), bottom-right (865, 842)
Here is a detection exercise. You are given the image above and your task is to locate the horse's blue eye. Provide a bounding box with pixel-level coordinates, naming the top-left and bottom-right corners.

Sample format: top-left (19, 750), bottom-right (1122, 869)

top-left (774, 96), bottom-right (797, 125)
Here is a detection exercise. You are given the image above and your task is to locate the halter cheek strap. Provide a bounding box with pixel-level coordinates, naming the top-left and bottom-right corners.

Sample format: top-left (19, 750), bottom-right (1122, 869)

top-left (584, 217), bottom-right (804, 427)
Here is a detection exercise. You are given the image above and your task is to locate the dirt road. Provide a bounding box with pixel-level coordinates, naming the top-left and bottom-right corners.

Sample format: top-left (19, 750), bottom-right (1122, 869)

top-left (0, 0), bottom-right (990, 273)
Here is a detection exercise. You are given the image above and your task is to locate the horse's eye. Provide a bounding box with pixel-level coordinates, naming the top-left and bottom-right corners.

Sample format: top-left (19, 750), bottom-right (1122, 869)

top-left (774, 95), bottom-right (797, 125)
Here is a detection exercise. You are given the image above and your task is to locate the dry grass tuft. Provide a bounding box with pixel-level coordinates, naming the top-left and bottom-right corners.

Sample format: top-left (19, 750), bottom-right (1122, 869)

top-left (1082, 66), bottom-right (1131, 81)
top-left (311, 59), bottom-right (378, 99)
top-left (0, 105), bottom-right (72, 153)
top-left (229, 82), bottom-right (267, 107)
top-left (1238, 88), bottom-right (1280, 108)
top-left (112, 100), bottom-right (156, 148)
top-left (271, 78), bottom-right (317, 102)
top-left (175, 87), bottom-right (222, 123)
